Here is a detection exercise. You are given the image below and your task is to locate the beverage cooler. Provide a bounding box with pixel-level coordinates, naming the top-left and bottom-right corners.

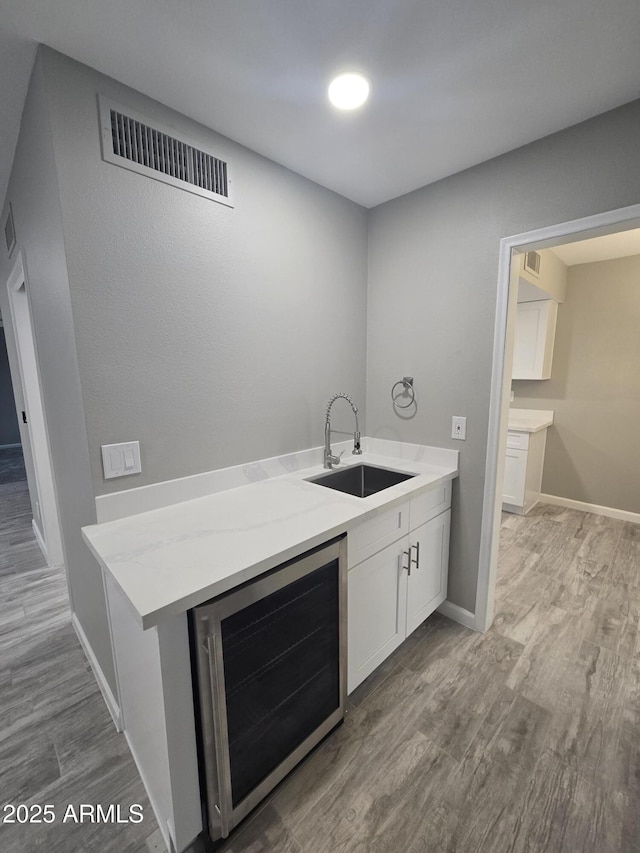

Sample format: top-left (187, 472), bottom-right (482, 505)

top-left (190, 536), bottom-right (347, 841)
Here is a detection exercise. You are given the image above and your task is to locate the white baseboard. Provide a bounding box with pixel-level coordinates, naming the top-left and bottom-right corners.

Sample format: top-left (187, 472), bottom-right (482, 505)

top-left (540, 494), bottom-right (640, 525)
top-left (123, 730), bottom-right (175, 853)
top-left (32, 518), bottom-right (49, 563)
top-left (437, 600), bottom-right (479, 631)
top-left (32, 518), bottom-right (65, 570)
top-left (71, 612), bottom-right (123, 731)
top-left (32, 517), bottom-right (66, 569)
top-left (502, 501), bottom-right (525, 516)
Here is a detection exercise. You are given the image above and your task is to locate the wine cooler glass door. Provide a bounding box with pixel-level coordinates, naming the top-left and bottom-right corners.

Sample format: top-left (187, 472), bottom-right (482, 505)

top-left (193, 536), bottom-right (346, 840)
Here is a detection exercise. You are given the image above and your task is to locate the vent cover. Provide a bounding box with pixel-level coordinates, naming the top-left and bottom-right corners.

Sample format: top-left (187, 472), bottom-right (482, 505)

top-left (523, 251), bottom-right (541, 277)
top-left (4, 204), bottom-right (16, 257)
top-left (98, 95), bottom-right (232, 207)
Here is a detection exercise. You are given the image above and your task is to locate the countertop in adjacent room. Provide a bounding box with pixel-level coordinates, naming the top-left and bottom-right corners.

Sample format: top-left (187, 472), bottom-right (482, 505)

top-left (508, 408), bottom-right (554, 433)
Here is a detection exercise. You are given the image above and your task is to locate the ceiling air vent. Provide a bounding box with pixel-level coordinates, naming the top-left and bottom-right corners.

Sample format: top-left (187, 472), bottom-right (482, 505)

top-left (98, 95), bottom-right (232, 207)
top-left (523, 251), bottom-right (541, 277)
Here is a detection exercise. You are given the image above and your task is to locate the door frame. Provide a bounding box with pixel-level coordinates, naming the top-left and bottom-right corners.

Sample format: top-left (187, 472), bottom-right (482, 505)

top-left (475, 202), bottom-right (640, 631)
top-left (5, 251), bottom-right (64, 567)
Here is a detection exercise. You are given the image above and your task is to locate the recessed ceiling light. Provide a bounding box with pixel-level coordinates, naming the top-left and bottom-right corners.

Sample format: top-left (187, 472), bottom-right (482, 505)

top-left (328, 73), bottom-right (370, 110)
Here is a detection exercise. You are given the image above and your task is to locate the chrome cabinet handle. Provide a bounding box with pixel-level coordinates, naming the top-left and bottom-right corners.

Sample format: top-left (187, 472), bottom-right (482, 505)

top-left (402, 549), bottom-right (411, 575)
top-left (411, 541), bottom-right (420, 569)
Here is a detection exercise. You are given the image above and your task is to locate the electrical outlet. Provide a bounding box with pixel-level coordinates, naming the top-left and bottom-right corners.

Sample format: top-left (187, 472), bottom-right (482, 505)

top-left (451, 416), bottom-right (467, 440)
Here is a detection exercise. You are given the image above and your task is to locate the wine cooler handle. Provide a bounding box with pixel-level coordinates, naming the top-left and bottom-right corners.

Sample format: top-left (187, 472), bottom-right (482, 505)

top-left (207, 633), bottom-right (233, 839)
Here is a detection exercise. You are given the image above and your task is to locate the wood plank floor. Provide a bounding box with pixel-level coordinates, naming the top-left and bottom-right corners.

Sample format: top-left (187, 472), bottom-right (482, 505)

top-left (0, 478), bottom-right (165, 853)
top-left (1, 480), bottom-right (638, 852)
top-left (0, 447), bottom-right (27, 486)
top-left (220, 503), bottom-right (640, 853)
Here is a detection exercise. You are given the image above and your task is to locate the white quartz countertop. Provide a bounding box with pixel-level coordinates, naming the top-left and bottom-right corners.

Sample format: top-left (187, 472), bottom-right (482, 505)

top-left (508, 408), bottom-right (554, 433)
top-left (82, 445), bottom-right (458, 629)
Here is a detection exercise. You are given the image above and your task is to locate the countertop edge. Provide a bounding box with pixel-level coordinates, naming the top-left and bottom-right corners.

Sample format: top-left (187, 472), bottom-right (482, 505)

top-left (508, 409), bottom-right (554, 433)
top-left (83, 453), bottom-right (458, 630)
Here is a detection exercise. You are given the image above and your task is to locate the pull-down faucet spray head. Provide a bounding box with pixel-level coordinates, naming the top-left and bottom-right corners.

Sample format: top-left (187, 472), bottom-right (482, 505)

top-left (324, 393), bottom-right (363, 468)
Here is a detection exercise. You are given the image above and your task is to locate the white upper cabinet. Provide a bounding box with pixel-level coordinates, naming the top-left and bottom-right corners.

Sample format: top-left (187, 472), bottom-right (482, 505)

top-left (512, 299), bottom-right (558, 380)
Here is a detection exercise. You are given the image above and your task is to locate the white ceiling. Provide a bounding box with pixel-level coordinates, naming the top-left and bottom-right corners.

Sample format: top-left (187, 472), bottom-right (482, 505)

top-left (1, 0), bottom-right (640, 209)
top-left (552, 228), bottom-right (640, 266)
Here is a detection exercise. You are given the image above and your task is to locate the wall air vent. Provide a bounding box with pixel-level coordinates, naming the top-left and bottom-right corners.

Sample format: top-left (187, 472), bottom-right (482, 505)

top-left (523, 251), bottom-right (541, 277)
top-left (98, 95), bottom-right (232, 207)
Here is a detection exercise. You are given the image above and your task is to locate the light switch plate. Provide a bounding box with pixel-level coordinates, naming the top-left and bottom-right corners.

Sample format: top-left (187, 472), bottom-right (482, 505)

top-left (451, 416), bottom-right (467, 440)
top-left (101, 441), bottom-right (142, 479)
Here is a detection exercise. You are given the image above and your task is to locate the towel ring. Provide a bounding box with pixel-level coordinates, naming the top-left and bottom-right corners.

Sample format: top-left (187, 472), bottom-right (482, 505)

top-left (391, 377), bottom-right (415, 409)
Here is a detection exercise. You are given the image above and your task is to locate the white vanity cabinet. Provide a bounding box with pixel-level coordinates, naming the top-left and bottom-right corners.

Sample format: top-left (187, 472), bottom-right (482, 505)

top-left (347, 482), bottom-right (451, 693)
top-left (503, 430), bottom-right (529, 508)
top-left (502, 429), bottom-right (547, 515)
top-left (502, 424), bottom-right (549, 515)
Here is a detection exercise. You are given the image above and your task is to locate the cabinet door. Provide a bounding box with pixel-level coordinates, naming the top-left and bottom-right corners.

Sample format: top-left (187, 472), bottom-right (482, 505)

top-left (405, 510), bottom-right (450, 637)
top-left (512, 300), bottom-right (557, 380)
top-left (503, 448), bottom-right (527, 506)
top-left (347, 539), bottom-right (408, 693)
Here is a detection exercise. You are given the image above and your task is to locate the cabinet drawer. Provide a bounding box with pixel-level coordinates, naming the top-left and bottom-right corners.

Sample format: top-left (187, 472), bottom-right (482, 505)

top-left (348, 502), bottom-right (410, 568)
top-left (506, 430), bottom-right (530, 451)
top-left (409, 481), bottom-right (451, 530)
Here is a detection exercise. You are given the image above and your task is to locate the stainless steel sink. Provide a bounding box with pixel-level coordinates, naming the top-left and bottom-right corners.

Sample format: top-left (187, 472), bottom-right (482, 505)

top-left (307, 463), bottom-right (416, 498)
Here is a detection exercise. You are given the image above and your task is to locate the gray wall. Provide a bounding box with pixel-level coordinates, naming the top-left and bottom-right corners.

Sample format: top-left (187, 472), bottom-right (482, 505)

top-left (5, 45), bottom-right (640, 690)
top-left (0, 327), bottom-right (21, 445)
top-left (2, 47), bottom-right (367, 703)
top-left (513, 255), bottom-right (640, 514)
top-left (41, 49), bottom-right (369, 497)
top-left (367, 101), bottom-right (640, 613)
top-left (0, 53), bottom-right (116, 691)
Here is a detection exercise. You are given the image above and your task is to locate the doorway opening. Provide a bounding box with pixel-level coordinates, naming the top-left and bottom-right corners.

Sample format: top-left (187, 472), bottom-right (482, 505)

top-left (0, 312), bottom-right (25, 483)
top-left (477, 202), bottom-right (640, 631)
top-left (5, 252), bottom-right (63, 567)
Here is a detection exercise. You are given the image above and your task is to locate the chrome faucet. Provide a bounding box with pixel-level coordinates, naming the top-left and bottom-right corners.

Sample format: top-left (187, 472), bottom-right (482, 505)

top-left (324, 393), bottom-right (363, 468)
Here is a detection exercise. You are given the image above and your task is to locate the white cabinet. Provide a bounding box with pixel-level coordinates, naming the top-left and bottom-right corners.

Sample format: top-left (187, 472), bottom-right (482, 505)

top-left (405, 510), bottom-right (451, 636)
top-left (503, 447), bottom-right (527, 506)
top-left (347, 482), bottom-right (452, 693)
top-left (502, 429), bottom-right (547, 515)
top-left (348, 503), bottom-right (410, 567)
top-left (347, 542), bottom-right (408, 687)
top-left (512, 299), bottom-right (558, 380)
